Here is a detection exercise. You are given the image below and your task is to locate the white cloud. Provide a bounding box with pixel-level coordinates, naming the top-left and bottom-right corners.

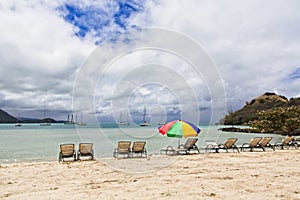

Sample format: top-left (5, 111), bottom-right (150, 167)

top-left (1, 0), bottom-right (299, 123)
top-left (131, 0), bottom-right (300, 109)
top-left (0, 0), bottom-right (94, 118)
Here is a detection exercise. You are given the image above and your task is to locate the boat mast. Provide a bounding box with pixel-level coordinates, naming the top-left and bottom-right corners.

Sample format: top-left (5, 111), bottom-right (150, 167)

top-left (142, 107), bottom-right (146, 123)
top-left (119, 112), bottom-right (123, 123)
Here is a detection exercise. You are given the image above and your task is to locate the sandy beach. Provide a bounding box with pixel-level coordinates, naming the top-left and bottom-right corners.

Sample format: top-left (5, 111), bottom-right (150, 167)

top-left (1, 149), bottom-right (300, 200)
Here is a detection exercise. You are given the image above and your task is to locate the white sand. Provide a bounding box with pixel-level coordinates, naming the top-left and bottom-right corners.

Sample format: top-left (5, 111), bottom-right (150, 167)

top-left (1, 150), bottom-right (300, 200)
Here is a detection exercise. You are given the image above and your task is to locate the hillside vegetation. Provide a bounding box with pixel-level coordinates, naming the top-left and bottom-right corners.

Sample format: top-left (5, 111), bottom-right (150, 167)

top-left (221, 92), bottom-right (300, 135)
top-left (249, 106), bottom-right (300, 135)
top-left (222, 92), bottom-right (300, 125)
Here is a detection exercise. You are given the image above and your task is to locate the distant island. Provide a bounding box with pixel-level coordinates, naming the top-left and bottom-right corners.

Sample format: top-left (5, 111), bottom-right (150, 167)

top-left (220, 92), bottom-right (300, 135)
top-left (0, 109), bottom-right (57, 124)
top-left (0, 109), bottom-right (18, 123)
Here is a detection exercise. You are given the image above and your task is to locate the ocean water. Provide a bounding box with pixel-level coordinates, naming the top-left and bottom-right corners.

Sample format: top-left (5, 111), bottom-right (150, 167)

top-left (0, 123), bottom-right (284, 164)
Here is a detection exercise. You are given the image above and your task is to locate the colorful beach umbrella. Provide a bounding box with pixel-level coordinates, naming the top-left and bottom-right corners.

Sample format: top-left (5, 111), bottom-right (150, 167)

top-left (158, 120), bottom-right (201, 138)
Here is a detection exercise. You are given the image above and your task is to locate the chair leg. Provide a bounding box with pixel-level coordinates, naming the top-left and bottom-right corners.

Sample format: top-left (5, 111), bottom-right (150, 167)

top-left (58, 153), bottom-right (62, 162)
top-left (270, 144), bottom-right (275, 151)
top-left (113, 150), bottom-right (117, 158)
top-left (234, 146), bottom-right (240, 153)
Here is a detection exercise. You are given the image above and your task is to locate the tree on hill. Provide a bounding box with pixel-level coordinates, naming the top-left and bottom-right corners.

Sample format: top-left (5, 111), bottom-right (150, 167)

top-left (40, 118), bottom-right (56, 123)
top-left (248, 106), bottom-right (300, 135)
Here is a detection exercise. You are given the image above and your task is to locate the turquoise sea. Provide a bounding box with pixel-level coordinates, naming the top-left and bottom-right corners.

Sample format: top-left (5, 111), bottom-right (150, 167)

top-left (0, 123), bottom-right (284, 164)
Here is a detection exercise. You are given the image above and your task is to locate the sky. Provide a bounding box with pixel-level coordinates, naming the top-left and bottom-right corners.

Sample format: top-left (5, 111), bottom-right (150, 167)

top-left (0, 0), bottom-right (299, 124)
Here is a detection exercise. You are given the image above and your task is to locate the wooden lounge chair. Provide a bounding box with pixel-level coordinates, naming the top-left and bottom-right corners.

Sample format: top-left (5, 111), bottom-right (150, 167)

top-left (259, 137), bottom-right (275, 151)
top-left (78, 143), bottom-right (94, 161)
top-left (59, 143), bottom-right (76, 162)
top-left (241, 137), bottom-right (262, 152)
top-left (131, 141), bottom-right (147, 158)
top-left (274, 136), bottom-right (297, 150)
top-left (113, 141), bottom-right (131, 158)
top-left (206, 138), bottom-right (239, 153)
top-left (160, 138), bottom-right (199, 155)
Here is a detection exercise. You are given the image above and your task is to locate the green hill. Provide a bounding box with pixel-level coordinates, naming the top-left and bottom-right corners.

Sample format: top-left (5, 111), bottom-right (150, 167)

top-left (0, 109), bottom-right (57, 123)
top-left (222, 92), bottom-right (300, 125)
top-left (0, 109), bottom-right (18, 123)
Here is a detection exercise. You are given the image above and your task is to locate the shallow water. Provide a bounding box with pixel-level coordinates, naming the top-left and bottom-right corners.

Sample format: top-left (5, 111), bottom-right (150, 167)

top-left (0, 123), bottom-right (284, 164)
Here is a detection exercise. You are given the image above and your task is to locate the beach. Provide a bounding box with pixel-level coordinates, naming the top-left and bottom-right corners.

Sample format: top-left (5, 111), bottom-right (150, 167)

top-left (1, 149), bottom-right (300, 200)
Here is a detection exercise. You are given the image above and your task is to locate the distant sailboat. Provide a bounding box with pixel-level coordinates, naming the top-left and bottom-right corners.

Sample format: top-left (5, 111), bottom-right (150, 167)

top-left (76, 112), bottom-right (87, 126)
top-left (118, 112), bottom-right (130, 125)
top-left (15, 113), bottom-right (22, 127)
top-left (64, 114), bottom-right (75, 124)
top-left (118, 112), bottom-right (126, 125)
top-left (40, 110), bottom-right (51, 126)
top-left (158, 111), bottom-right (165, 125)
top-left (125, 115), bottom-right (130, 125)
top-left (140, 107), bottom-right (151, 127)
top-left (15, 123), bottom-right (22, 127)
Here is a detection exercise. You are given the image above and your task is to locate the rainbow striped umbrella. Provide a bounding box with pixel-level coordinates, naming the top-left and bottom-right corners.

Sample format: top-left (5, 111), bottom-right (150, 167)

top-left (158, 120), bottom-right (201, 138)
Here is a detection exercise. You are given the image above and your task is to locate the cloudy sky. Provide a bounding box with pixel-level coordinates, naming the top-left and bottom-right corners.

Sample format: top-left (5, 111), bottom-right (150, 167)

top-left (0, 0), bottom-right (299, 124)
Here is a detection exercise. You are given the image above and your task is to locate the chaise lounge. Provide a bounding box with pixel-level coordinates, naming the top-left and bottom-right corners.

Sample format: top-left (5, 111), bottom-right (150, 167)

top-left (205, 138), bottom-right (239, 153)
top-left (160, 138), bottom-right (199, 155)
top-left (240, 137), bottom-right (263, 152)
top-left (113, 141), bottom-right (131, 158)
top-left (59, 143), bottom-right (76, 162)
top-left (78, 143), bottom-right (94, 161)
top-left (274, 136), bottom-right (297, 150)
top-left (131, 141), bottom-right (147, 158)
top-left (259, 137), bottom-right (275, 151)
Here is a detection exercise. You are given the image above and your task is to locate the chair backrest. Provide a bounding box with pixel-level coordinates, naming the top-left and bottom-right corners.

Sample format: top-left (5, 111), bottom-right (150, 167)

top-left (79, 143), bottom-right (93, 154)
top-left (60, 144), bottom-right (75, 156)
top-left (282, 136), bottom-right (294, 145)
top-left (132, 141), bottom-right (146, 153)
top-left (249, 137), bottom-right (263, 147)
top-left (118, 141), bottom-right (131, 153)
top-left (184, 138), bottom-right (198, 149)
top-left (259, 137), bottom-right (272, 147)
top-left (224, 138), bottom-right (238, 148)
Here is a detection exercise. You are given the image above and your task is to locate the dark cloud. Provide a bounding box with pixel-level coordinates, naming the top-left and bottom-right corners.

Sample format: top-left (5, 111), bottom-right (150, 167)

top-left (289, 67), bottom-right (300, 80)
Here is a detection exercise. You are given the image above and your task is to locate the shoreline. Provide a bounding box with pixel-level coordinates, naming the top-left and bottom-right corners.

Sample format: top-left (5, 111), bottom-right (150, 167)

top-left (1, 149), bottom-right (300, 199)
top-left (219, 127), bottom-right (300, 136)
